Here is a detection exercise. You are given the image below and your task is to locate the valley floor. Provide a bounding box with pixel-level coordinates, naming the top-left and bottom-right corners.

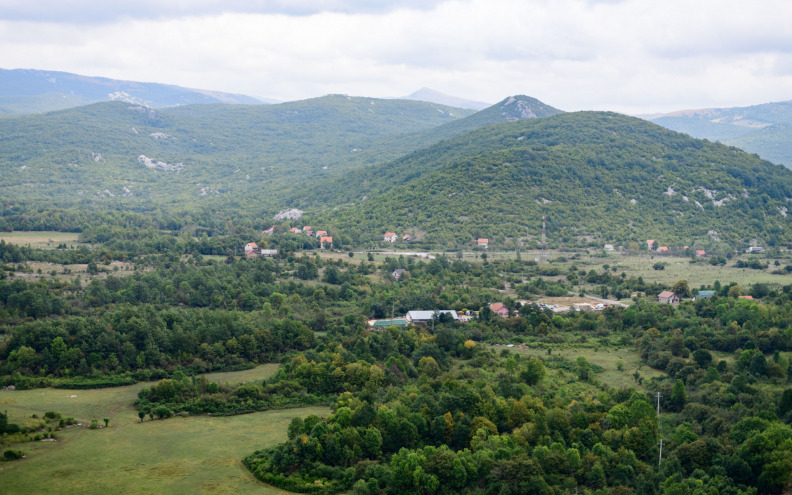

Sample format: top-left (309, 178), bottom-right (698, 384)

top-left (0, 366), bottom-right (329, 494)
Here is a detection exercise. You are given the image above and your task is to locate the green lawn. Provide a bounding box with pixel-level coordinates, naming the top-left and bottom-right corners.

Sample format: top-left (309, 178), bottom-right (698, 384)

top-left (0, 365), bottom-right (329, 494)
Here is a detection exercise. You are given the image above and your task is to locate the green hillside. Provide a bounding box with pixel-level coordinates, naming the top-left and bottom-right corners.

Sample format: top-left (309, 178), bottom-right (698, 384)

top-left (313, 112), bottom-right (792, 249)
top-left (651, 100), bottom-right (792, 167)
top-left (0, 96), bottom-right (475, 212)
top-left (289, 95), bottom-right (563, 207)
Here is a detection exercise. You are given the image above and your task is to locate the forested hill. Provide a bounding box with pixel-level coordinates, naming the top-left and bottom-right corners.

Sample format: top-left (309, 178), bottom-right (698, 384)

top-left (0, 96), bottom-right (475, 211)
top-left (289, 95), bottom-right (563, 207)
top-left (313, 111), bottom-right (792, 249)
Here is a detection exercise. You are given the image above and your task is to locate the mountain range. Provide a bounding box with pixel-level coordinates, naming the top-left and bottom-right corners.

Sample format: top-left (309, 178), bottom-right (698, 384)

top-left (0, 69), bottom-right (266, 114)
top-left (0, 76), bottom-right (790, 249)
top-left (649, 100), bottom-right (792, 168)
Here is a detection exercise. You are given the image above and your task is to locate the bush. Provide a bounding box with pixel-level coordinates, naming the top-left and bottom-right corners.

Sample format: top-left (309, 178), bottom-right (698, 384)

top-left (2, 449), bottom-right (24, 461)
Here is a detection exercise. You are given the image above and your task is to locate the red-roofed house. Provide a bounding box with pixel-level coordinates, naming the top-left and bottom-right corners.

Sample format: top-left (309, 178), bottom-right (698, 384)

top-left (478, 238), bottom-right (489, 249)
top-left (262, 227), bottom-right (274, 235)
top-left (384, 232), bottom-right (397, 243)
top-left (244, 242), bottom-right (258, 254)
top-left (403, 234), bottom-right (413, 242)
top-left (647, 240), bottom-right (655, 250)
top-left (657, 246), bottom-right (669, 253)
top-left (316, 230), bottom-right (327, 237)
top-left (489, 302), bottom-right (509, 318)
top-left (290, 227), bottom-right (300, 233)
top-left (320, 236), bottom-right (333, 249)
top-left (658, 291), bottom-right (680, 304)
top-left (696, 250), bottom-right (706, 257)
top-left (303, 226), bottom-right (311, 231)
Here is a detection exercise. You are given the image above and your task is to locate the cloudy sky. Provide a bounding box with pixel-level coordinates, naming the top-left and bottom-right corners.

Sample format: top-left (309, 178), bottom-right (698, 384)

top-left (1, 0), bottom-right (791, 114)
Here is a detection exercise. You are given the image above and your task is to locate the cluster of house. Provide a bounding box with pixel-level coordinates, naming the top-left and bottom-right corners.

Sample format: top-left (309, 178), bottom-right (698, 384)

top-left (262, 225), bottom-right (333, 249)
top-left (383, 232), bottom-right (413, 243)
top-left (369, 300), bottom-right (618, 328)
top-left (243, 242), bottom-right (278, 258)
top-left (647, 240), bottom-right (707, 257)
top-left (657, 290), bottom-right (755, 305)
top-left (368, 310), bottom-right (470, 328)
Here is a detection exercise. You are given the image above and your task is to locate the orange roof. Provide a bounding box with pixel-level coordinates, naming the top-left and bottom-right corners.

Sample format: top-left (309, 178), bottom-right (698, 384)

top-left (657, 246), bottom-right (669, 251)
top-left (739, 295), bottom-right (754, 300)
top-left (320, 236), bottom-right (333, 243)
top-left (696, 250), bottom-right (706, 255)
top-left (245, 242), bottom-right (258, 248)
top-left (385, 232), bottom-right (396, 236)
top-left (478, 238), bottom-right (488, 243)
top-left (316, 230), bottom-right (327, 235)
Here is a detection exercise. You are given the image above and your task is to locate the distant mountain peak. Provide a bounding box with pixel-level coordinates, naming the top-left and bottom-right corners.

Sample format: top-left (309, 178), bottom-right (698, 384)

top-left (401, 87), bottom-right (491, 110)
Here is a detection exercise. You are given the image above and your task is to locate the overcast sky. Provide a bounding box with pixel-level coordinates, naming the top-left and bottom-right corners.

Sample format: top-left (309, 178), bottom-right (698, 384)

top-left (1, 0), bottom-right (791, 114)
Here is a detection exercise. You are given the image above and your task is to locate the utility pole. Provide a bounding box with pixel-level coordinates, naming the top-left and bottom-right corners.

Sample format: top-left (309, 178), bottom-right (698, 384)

top-left (656, 391), bottom-right (664, 466)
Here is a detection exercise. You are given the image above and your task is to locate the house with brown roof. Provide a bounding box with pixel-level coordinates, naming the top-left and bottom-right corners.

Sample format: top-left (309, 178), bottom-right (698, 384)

top-left (658, 291), bottom-right (680, 304)
top-left (403, 234), bottom-right (413, 242)
top-left (489, 302), bottom-right (509, 318)
top-left (384, 232), bottom-right (397, 243)
top-left (316, 230), bottom-right (328, 237)
top-left (320, 236), bottom-right (333, 249)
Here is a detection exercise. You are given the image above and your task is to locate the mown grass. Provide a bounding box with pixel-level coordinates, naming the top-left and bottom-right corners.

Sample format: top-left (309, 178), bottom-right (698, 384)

top-left (0, 231), bottom-right (81, 249)
top-left (0, 365), bottom-right (327, 494)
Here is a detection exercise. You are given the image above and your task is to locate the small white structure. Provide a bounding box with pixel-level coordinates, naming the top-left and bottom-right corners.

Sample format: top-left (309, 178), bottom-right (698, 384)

top-left (406, 310), bottom-right (459, 323)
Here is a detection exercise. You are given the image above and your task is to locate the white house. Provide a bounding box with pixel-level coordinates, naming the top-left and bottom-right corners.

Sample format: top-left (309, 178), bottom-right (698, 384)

top-left (384, 232), bottom-right (397, 243)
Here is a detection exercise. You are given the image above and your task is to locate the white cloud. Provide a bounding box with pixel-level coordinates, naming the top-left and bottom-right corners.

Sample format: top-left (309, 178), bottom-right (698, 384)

top-left (1, 0), bottom-right (791, 113)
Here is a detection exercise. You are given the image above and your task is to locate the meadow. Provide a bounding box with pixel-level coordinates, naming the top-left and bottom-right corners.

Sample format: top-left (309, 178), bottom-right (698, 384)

top-left (0, 231), bottom-right (81, 249)
top-left (0, 365), bottom-right (329, 494)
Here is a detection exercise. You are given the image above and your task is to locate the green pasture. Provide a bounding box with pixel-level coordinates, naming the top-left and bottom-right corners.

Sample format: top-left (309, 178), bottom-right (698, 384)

top-left (0, 365), bottom-right (327, 494)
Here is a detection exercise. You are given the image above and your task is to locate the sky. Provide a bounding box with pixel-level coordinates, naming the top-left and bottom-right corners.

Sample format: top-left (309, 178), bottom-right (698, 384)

top-left (1, 0), bottom-right (791, 114)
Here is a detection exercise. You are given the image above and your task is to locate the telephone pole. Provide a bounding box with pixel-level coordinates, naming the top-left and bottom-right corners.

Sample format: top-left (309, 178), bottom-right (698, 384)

top-left (656, 391), bottom-right (664, 466)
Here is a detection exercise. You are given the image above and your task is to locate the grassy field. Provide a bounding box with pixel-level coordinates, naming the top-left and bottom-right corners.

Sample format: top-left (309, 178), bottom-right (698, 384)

top-left (498, 343), bottom-right (666, 391)
top-left (0, 231), bottom-right (81, 249)
top-left (0, 365), bottom-right (328, 494)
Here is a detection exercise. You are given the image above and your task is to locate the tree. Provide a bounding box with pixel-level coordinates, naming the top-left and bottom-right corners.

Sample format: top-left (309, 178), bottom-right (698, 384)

top-left (576, 356), bottom-right (591, 382)
top-left (692, 349), bottom-right (713, 368)
top-left (520, 357), bottom-right (546, 385)
top-left (103, 417), bottom-right (110, 427)
top-left (670, 379), bottom-right (687, 411)
top-left (138, 411), bottom-right (146, 422)
top-left (749, 353), bottom-right (768, 377)
top-left (671, 279), bottom-right (691, 298)
top-left (728, 285), bottom-right (743, 298)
